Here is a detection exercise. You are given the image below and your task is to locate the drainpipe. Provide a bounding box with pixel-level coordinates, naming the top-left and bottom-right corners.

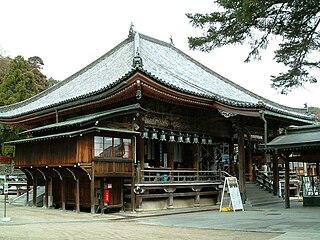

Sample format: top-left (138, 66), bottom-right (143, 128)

top-left (260, 110), bottom-right (268, 166)
top-left (259, 110), bottom-right (268, 149)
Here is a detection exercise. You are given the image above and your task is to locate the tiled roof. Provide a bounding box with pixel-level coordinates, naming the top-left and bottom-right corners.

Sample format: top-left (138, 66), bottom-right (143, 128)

top-left (266, 125), bottom-right (320, 149)
top-left (4, 127), bottom-right (140, 145)
top-left (20, 103), bottom-right (146, 135)
top-left (0, 31), bottom-right (314, 121)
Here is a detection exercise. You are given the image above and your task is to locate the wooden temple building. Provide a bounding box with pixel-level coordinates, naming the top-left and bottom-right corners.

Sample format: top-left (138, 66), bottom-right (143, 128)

top-left (0, 30), bottom-right (316, 213)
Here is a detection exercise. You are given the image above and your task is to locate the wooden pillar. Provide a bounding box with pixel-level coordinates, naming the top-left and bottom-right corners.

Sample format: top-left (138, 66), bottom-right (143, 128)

top-left (135, 162), bottom-right (143, 212)
top-left (229, 137), bottom-right (234, 175)
top-left (90, 163), bottom-right (95, 214)
top-left (193, 144), bottom-right (200, 171)
top-left (168, 142), bottom-right (174, 169)
top-left (130, 177), bottom-right (135, 212)
top-left (74, 178), bottom-right (80, 213)
top-left (247, 135), bottom-right (253, 181)
top-left (32, 177), bottom-right (37, 207)
top-left (238, 129), bottom-right (246, 202)
top-left (137, 136), bottom-right (145, 169)
top-left (26, 182), bottom-right (30, 206)
top-left (272, 150), bottom-right (279, 196)
top-left (284, 153), bottom-right (290, 208)
top-left (44, 177), bottom-right (49, 208)
top-left (61, 178), bottom-right (66, 211)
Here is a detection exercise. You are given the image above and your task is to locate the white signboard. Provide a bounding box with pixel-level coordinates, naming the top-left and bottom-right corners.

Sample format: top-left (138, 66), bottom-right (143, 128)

top-left (220, 177), bottom-right (244, 212)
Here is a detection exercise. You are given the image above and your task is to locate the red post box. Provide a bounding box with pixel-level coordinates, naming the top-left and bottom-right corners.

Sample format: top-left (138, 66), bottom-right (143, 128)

top-left (103, 189), bottom-right (110, 203)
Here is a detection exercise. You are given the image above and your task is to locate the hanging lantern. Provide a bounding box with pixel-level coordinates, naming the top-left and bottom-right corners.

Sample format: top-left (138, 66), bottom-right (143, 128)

top-left (151, 128), bottom-right (158, 140)
top-left (201, 135), bottom-right (207, 144)
top-left (193, 134), bottom-right (199, 144)
top-left (168, 131), bottom-right (175, 142)
top-left (184, 133), bottom-right (191, 143)
top-left (177, 132), bottom-right (184, 143)
top-left (142, 128), bottom-right (149, 139)
top-left (159, 130), bottom-right (167, 141)
top-left (207, 136), bottom-right (213, 145)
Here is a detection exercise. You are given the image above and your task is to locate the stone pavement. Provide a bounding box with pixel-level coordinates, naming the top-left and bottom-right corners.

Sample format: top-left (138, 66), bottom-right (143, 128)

top-left (1, 195), bottom-right (320, 239)
top-left (128, 200), bottom-right (320, 240)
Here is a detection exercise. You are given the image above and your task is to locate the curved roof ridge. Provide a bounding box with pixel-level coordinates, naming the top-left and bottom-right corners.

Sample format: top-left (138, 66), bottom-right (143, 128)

top-left (137, 32), bottom-right (311, 117)
top-left (0, 37), bottom-right (134, 114)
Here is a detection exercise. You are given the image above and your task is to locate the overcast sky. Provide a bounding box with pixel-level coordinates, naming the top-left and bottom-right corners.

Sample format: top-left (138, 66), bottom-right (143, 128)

top-left (1, 0), bottom-right (320, 108)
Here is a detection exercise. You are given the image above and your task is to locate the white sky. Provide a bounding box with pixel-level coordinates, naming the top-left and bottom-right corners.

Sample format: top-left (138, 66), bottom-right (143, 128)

top-left (1, 0), bottom-right (320, 108)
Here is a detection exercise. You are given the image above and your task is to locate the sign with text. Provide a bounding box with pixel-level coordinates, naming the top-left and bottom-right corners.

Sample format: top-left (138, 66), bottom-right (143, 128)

top-left (220, 177), bottom-right (244, 212)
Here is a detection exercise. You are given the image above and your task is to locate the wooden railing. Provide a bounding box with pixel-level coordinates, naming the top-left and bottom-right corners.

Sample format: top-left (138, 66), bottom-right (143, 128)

top-left (138, 168), bottom-right (231, 184)
top-left (255, 170), bottom-right (301, 197)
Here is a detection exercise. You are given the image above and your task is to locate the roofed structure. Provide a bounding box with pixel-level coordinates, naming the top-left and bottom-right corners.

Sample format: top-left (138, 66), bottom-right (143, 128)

top-left (0, 31), bottom-right (315, 128)
top-left (1, 30), bottom-right (317, 213)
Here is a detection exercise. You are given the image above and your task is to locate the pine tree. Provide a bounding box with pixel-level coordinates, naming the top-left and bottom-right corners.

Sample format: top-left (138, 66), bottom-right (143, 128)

top-left (187, 0), bottom-right (320, 94)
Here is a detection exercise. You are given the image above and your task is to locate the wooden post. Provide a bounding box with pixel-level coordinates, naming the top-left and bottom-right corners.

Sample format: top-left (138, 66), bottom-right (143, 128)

top-left (238, 129), bottom-right (246, 202)
top-left (168, 142), bottom-right (174, 169)
top-left (193, 144), bottom-right (200, 171)
top-left (137, 136), bottom-right (145, 169)
top-left (90, 163), bottom-right (95, 214)
top-left (136, 162), bottom-right (143, 212)
top-left (44, 177), bottom-right (49, 208)
top-left (33, 177), bottom-right (37, 207)
top-left (272, 150), bottom-right (279, 196)
top-left (130, 177), bottom-right (135, 212)
top-left (229, 137), bottom-right (234, 175)
top-left (61, 177), bottom-right (66, 211)
top-left (247, 135), bottom-right (253, 181)
top-left (26, 182), bottom-right (29, 206)
top-left (284, 153), bottom-right (290, 208)
top-left (120, 178), bottom-right (124, 211)
top-left (74, 178), bottom-right (80, 213)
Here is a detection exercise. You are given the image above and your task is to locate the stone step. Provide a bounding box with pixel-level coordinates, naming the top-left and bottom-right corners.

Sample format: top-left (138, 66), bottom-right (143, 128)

top-left (245, 182), bottom-right (283, 207)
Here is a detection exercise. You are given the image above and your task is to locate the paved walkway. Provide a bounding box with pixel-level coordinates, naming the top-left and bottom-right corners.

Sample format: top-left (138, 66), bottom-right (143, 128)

top-left (128, 200), bottom-right (320, 239)
top-left (1, 195), bottom-right (320, 239)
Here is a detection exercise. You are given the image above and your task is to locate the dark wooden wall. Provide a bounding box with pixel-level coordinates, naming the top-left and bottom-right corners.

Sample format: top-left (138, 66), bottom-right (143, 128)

top-left (15, 138), bottom-right (77, 167)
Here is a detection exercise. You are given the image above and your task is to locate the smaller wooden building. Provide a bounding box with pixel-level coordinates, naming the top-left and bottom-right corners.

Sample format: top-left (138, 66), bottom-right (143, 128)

top-left (266, 125), bottom-right (320, 207)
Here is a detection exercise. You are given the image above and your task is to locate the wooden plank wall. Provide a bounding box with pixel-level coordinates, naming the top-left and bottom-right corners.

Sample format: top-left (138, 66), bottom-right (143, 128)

top-left (94, 159), bottom-right (132, 177)
top-left (15, 138), bottom-right (77, 166)
top-left (76, 135), bottom-right (93, 163)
